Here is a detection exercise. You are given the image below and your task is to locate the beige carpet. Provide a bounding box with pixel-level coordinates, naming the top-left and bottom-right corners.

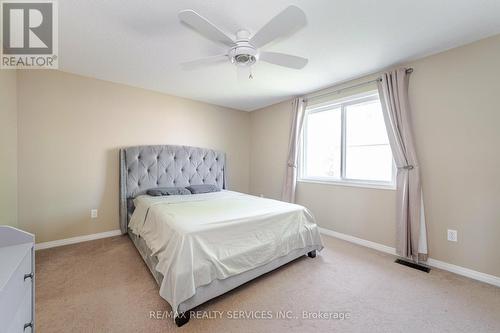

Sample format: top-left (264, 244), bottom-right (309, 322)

top-left (36, 234), bottom-right (500, 333)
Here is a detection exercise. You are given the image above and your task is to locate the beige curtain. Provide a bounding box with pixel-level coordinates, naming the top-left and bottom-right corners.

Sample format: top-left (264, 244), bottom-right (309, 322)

top-left (377, 68), bottom-right (428, 262)
top-left (281, 98), bottom-right (307, 203)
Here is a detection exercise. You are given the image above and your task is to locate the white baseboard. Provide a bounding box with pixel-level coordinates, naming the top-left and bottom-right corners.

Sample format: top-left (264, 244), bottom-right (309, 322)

top-left (319, 227), bottom-right (500, 288)
top-left (319, 227), bottom-right (397, 256)
top-left (426, 258), bottom-right (500, 287)
top-left (35, 229), bottom-right (122, 250)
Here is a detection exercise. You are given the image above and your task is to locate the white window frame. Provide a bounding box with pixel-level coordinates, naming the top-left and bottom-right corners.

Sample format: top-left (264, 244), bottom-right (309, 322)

top-left (299, 90), bottom-right (396, 190)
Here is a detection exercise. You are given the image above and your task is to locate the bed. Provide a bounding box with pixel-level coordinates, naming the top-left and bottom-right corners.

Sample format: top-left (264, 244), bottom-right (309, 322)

top-left (119, 145), bottom-right (323, 326)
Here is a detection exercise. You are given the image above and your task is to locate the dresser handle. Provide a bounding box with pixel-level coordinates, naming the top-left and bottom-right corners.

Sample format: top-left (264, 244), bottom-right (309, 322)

top-left (24, 322), bottom-right (33, 331)
top-left (24, 273), bottom-right (34, 281)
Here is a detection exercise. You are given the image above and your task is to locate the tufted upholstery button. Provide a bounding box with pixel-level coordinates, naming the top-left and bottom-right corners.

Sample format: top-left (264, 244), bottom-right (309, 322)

top-left (147, 169), bottom-right (150, 173)
top-left (127, 169), bottom-right (131, 173)
top-left (156, 181), bottom-right (159, 185)
top-left (138, 182), bottom-right (141, 186)
top-left (138, 155), bottom-right (141, 160)
top-left (156, 156), bottom-right (160, 160)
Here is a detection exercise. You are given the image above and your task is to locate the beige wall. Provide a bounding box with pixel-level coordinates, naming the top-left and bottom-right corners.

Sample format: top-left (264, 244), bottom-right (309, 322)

top-left (17, 70), bottom-right (250, 243)
top-left (250, 34), bottom-right (500, 277)
top-left (0, 70), bottom-right (18, 227)
top-left (250, 100), bottom-right (292, 200)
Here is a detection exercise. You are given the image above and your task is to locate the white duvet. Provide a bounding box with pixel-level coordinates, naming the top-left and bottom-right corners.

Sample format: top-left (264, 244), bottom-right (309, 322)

top-left (129, 191), bottom-right (323, 313)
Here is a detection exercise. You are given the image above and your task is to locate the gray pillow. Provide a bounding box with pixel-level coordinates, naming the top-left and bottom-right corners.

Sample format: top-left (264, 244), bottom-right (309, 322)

top-left (185, 184), bottom-right (220, 194)
top-left (147, 187), bottom-right (192, 196)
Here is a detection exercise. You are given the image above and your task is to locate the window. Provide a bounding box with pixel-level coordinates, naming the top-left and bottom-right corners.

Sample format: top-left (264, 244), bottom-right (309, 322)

top-left (300, 90), bottom-right (395, 189)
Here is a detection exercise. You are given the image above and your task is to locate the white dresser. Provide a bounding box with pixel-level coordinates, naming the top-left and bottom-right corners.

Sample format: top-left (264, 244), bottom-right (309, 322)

top-left (0, 226), bottom-right (35, 333)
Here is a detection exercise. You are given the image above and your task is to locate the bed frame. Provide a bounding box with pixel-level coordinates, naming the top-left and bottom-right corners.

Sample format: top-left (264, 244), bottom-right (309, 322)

top-left (119, 145), bottom-right (319, 326)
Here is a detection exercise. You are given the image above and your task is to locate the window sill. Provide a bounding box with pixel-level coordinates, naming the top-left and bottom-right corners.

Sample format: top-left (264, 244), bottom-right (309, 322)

top-left (297, 178), bottom-right (396, 191)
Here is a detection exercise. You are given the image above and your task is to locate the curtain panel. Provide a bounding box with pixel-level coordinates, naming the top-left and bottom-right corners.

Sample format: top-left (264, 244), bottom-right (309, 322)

top-left (377, 68), bottom-right (428, 262)
top-left (281, 98), bottom-right (307, 203)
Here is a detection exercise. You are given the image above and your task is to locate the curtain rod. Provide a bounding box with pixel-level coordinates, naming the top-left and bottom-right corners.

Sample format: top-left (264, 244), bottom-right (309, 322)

top-left (304, 68), bottom-right (413, 102)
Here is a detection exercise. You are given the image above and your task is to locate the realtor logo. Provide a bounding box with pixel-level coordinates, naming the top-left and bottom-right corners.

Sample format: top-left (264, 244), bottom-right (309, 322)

top-left (1, 0), bottom-right (58, 68)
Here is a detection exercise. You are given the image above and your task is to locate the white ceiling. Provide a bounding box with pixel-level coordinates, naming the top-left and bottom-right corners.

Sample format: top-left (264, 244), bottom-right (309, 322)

top-left (60, 0), bottom-right (500, 111)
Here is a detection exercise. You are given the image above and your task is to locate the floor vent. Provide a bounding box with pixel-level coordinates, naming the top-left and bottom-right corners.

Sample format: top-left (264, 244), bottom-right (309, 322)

top-left (395, 258), bottom-right (431, 273)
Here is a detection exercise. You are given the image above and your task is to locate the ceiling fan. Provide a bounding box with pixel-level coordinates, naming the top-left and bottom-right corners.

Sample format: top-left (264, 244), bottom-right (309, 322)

top-left (178, 6), bottom-right (308, 77)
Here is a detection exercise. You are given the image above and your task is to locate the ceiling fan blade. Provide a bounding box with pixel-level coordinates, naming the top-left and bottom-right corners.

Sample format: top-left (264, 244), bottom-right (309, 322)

top-left (178, 10), bottom-right (235, 46)
top-left (180, 54), bottom-right (229, 70)
top-left (259, 52), bottom-right (308, 69)
top-left (250, 6), bottom-right (306, 48)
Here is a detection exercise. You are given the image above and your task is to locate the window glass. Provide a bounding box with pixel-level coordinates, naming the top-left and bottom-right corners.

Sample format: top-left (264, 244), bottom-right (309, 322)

top-left (345, 99), bottom-right (393, 181)
top-left (300, 91), bottom-right (395, 187)
top-left (304, 108), bottom-right (341, 178)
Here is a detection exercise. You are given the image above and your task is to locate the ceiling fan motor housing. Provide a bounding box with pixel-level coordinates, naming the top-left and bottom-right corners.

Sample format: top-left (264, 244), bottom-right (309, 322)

top-left (229, 30), bottom-right (258, 67)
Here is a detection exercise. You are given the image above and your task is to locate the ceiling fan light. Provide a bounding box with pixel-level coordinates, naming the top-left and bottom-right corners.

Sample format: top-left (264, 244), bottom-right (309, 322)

top-left (233, 54), bottom-right (256, 67)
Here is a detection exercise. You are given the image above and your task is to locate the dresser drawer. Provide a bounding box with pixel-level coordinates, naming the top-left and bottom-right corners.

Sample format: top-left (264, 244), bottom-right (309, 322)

top-left (0, 248), bottom-right (33, 333)
top-left (7, 285), bottom-right (32, 333)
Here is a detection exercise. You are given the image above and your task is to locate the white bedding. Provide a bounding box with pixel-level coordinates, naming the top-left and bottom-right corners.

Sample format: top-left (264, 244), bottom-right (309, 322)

top-left (129, 190), bottom-right (323, 313)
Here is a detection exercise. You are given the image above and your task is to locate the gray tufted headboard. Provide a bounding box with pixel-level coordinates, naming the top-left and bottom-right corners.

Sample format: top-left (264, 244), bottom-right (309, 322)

top-left (119, 145), bottom-right (227, 234)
